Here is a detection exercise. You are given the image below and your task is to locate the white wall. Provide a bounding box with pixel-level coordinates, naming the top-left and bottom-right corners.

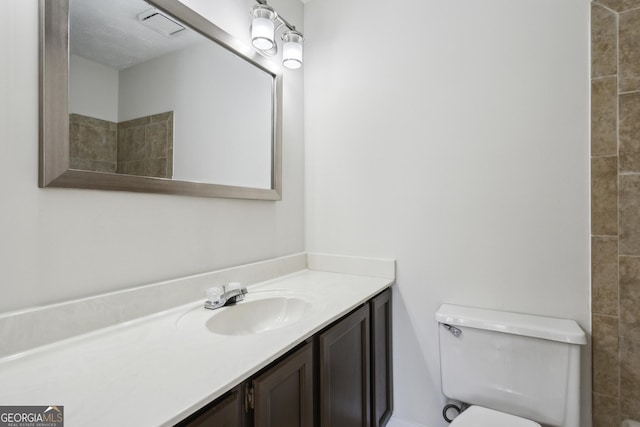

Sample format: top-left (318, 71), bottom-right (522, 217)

top-left (304, 0), bottom-right (591, 426)
top-left (69, 54), bottom-right (119, 122)
top-left (2, 0), bottom-right (591, 424)
top-left (0, 0), bottom-right (304, 314)
top-left (118, 41), bottom-right (273, 188)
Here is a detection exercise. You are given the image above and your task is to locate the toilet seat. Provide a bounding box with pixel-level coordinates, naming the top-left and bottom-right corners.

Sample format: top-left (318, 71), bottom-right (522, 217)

top-left (450, 405), bottom-right (541, 427)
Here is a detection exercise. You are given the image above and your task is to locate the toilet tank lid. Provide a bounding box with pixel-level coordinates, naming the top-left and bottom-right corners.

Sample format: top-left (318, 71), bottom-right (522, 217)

top-left (435, 304), bottom-right (586, 345)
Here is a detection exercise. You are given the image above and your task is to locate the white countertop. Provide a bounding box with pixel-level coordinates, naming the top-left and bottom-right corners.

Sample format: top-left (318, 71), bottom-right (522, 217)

top-left (0, 269), bottom-right (393, 426)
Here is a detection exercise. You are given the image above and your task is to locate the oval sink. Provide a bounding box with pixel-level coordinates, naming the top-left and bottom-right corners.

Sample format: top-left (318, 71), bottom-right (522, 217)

top-left (206, 296), bottom-right (311, 336)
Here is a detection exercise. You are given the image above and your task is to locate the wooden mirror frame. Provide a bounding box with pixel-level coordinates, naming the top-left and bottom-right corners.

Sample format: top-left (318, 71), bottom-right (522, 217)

top-left (39, 0), bottom-right (283, 200)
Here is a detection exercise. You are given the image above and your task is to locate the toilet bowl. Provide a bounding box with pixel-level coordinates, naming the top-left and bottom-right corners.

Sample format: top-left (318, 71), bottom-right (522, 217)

top-left (450, 405), bottom-right (540, 427)
top-left (436, 304), bottom-right (586, 427)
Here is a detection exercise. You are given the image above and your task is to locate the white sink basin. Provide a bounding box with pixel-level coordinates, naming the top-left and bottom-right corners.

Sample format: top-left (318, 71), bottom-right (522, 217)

top-left (174, 291), bottom-right (314, 336)
top-left (206, 296), bottom-right (311, 335)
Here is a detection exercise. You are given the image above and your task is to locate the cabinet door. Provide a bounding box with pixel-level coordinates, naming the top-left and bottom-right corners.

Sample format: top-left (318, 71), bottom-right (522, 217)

top-left (371, 288), bottom-right (393, 427)
top-left (252, 341), bottom-right (314, 427)
top-left (175, 386), bottom-right (243, 427)
top-left (319, 304), bottom-right (370, 427)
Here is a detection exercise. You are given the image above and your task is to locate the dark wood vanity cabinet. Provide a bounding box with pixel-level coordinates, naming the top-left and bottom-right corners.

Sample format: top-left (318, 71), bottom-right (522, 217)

top-left (371, 288), bottom-right (393, 427)
top-left (175, 386), bottom-right (244, 427)
top-left (317, 287), bottom-right (393, 427)
top-left (319, 304), bottom-right (371, 427)
top-left (176, 288), bottom-right (393, 427)
top-left (252, 341), bottom-right (314, 427)
top-left (176, 344), bottom-right (313, 427)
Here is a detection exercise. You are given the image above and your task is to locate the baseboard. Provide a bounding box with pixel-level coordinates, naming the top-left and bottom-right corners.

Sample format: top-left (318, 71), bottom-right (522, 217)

top-left (386, 416), bottom-right (427, 427)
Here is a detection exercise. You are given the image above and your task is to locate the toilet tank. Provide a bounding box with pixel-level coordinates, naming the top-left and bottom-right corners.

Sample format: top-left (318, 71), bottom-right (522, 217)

top-left (436, 304), bottom-right (586, 427)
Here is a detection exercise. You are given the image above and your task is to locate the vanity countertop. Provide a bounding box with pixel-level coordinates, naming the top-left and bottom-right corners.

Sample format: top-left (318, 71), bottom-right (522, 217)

top-left (0, 269), bottom-right (393, 426)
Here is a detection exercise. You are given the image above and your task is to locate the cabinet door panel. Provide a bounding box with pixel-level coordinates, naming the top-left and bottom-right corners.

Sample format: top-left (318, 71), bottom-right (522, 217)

top-left (319, 304), bottom-right (370, 427)
top-left (253, 341), bottom-right (314, 427)
top-left (175, 387), bottom-right (243, 427)
top-left (371, 288), bottom-right (393, 427)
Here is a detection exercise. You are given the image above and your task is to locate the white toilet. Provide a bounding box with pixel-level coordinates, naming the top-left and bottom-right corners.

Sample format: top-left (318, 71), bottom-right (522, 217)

top-left (435, 304), bottom-right (586, 427)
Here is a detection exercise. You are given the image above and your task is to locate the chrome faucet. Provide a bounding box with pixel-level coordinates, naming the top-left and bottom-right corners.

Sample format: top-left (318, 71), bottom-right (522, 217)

top-left (205, 283), bottom-right (248, 310)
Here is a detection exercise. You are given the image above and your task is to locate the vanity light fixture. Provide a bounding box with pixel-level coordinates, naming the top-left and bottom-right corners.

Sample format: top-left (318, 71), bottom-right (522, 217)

top-left (250, 4), bottom-right (277, 51)
top-left (281, 30), bottom-right (304, 69)
top-left (250, 1), bottom-right (304, 69)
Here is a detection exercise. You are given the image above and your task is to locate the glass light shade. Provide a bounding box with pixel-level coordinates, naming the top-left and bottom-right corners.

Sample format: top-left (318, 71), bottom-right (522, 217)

top-left (251, 17), bottom-right (275, 51)
top-left (282, 31), bottom-right (303, 69)
top-left (282, 42), bottom-right (302, 69)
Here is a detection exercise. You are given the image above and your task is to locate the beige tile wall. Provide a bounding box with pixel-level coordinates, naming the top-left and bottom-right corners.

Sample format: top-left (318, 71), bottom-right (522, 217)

top-left (69, 114), bottom-right (118, 173)
top-left (69, 112), bottom-right (173, 179)
top-left (116, 112), bottom-right (174, 179)
top-left (591, 2), bottom-right (640, 426)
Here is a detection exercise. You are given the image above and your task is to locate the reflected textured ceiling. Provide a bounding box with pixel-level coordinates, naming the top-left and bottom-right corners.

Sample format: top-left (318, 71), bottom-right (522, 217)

top-left (70, 0), bottom-right (203, 70)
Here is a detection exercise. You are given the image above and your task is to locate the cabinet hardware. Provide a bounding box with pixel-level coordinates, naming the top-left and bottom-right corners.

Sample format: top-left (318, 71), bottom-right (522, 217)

top-left (244, 384), bottom-right (255, 412)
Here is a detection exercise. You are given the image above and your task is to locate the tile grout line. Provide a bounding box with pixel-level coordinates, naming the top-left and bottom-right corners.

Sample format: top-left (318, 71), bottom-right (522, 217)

top-left (618, 4), bottom-right (640, 14)
top-left (592, 74), bottom-right (618, 81)
top-left (614, 4), bottom-right (622, 422)
top-left (592, 1), bottom-right (618, 15)
top-left (619, 88), bottom-right (640, 95)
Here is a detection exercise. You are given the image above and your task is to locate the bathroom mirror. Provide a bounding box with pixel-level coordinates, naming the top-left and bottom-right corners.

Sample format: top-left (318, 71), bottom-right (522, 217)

top-left (40, 0), bottom-right (282, 200)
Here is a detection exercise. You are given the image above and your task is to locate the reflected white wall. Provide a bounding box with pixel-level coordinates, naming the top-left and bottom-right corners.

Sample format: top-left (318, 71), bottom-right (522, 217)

top-left (118, 42), bottom-right (273, 188)
top-left (69, 54), bottom-right (119, 122)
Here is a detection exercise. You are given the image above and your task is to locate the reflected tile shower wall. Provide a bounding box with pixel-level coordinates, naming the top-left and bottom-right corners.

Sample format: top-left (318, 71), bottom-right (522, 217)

top-left (69, 112), bottom-right (174, 179)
